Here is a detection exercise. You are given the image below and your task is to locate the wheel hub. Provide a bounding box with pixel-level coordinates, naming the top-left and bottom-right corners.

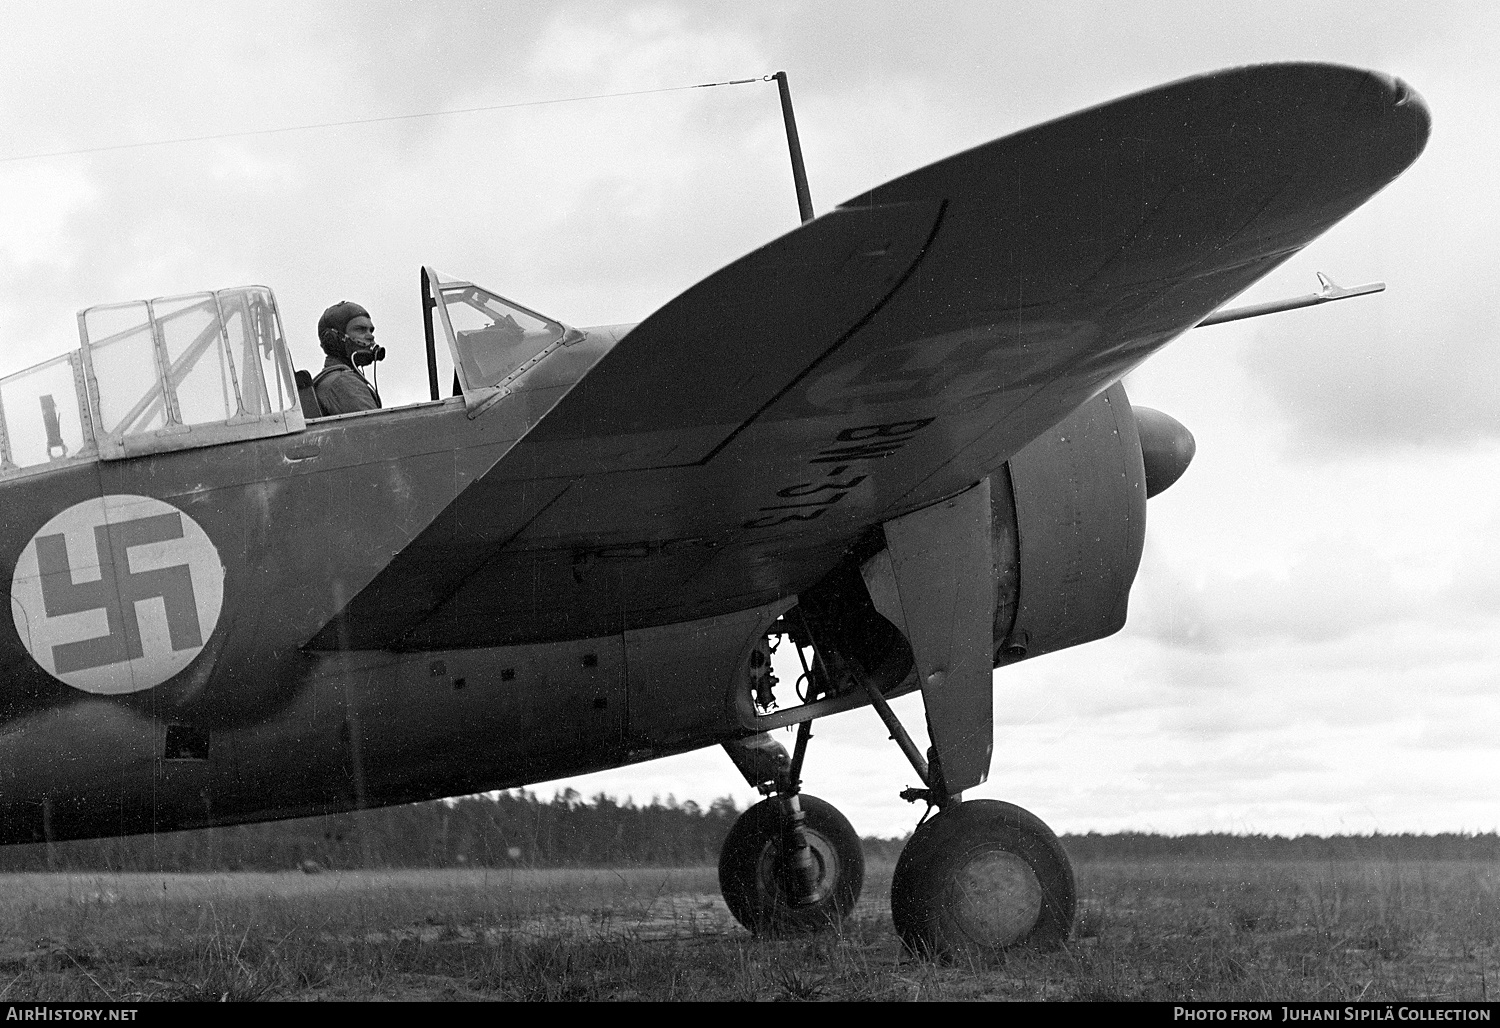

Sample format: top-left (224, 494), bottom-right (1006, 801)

top-left (758, 830), bottom-right (837, 905)
top-left (948, 849), bottom-right (1043, 947)
top-left (718, 793), bottom-right (865, 935)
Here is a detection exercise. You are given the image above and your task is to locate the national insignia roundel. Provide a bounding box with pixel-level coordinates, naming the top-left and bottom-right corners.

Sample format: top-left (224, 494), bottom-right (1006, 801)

top-left (10, 495), bottom-right (225, 695)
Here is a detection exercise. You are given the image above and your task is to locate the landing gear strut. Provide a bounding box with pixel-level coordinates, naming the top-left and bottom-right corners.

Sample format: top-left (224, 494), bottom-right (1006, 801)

top-left (864, 481), bottom-right (1078, 958)
top-left (719, 624), bottom-right (864, 935)
top-left (859, 666), bottom-right (1077, 957)
top-left (718, 723), bottom-right (864, 934)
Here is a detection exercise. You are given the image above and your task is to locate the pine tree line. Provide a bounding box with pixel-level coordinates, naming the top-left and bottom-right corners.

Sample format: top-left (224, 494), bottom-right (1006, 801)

top-left (1060, 830), bottom-right (1500, 861)
top-left (0, 790), bottom-right (747, 872)
top-left (1, 792), bottom-right (1493, 871)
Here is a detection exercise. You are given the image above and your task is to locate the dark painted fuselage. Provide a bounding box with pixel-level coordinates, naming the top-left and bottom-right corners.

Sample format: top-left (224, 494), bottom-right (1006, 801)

top-left (0, 372), bottom-right (805, 843)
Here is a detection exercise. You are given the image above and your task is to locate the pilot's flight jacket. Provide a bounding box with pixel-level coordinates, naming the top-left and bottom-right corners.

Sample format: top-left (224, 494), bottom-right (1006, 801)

top-left (313, 357), bottom-right (382, 416)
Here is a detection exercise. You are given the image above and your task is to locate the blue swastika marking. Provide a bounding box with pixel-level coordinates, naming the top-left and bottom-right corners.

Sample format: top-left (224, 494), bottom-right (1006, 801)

top-left (35, 512), bottom-right (202, 675)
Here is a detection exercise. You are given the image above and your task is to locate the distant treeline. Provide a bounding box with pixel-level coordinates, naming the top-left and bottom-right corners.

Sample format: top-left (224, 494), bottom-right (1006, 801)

top-left (0, 790), bottom-right (739, 872)
top-left (0, 791), bottom-right (1494, 871)
top-left (1059, 831), bottom-right (1500, 862)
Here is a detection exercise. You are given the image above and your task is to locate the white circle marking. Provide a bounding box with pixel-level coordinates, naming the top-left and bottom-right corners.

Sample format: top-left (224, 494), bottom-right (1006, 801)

top-left (10, 494), bottom-right (225, 694)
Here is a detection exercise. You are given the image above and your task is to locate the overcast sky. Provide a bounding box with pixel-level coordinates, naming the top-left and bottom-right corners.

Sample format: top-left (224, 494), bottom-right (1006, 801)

top-left (2, 1), bottom-right (1495, 837)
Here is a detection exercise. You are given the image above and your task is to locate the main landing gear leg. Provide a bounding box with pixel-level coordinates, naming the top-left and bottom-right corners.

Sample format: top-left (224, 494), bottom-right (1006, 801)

top-left (719, 723), bottom-right (864, 935)
top-left (874, 481), bottom-right (1077, 959)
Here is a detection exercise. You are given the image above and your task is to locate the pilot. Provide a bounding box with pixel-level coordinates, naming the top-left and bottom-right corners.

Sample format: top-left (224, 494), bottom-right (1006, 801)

top-left (313, 301), bottom-right (383, 416)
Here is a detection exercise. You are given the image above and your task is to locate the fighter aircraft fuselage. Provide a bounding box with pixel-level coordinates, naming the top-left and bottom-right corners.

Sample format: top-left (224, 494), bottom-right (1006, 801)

top-left (0, 316), bottom-right (1151, 845)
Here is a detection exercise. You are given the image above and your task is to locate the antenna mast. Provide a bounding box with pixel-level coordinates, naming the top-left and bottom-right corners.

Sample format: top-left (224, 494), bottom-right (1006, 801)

top-left (773, 71), bottom-right (815, 224)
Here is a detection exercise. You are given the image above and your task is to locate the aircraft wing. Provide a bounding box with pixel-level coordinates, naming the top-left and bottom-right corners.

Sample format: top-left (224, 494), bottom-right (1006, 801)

top-left (312, 63), bottom-right (1428, 650)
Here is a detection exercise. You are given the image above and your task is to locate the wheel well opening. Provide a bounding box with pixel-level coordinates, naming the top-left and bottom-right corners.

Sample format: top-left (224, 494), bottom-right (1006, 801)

top-left (743, 550), bottom-right (916, 728)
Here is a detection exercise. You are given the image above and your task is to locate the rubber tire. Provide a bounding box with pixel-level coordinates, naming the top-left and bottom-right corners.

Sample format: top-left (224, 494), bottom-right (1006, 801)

top-left (718, 794), bottom-right (864, 935)
top-left (891, 799), bottom-right (1075, 960)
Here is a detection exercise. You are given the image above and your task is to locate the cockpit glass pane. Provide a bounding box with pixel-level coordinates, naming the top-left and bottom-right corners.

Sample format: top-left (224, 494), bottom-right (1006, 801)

top-left (219, 287), bottom-right (293, 417)
top-left (84, 302), bottom-right (168, 436)
top-left (0, 354), bottom-right (90, 469)
top-left (153, 293), bottom-right (238, 428)
top-left (438, 285), bottom-right (564, 390)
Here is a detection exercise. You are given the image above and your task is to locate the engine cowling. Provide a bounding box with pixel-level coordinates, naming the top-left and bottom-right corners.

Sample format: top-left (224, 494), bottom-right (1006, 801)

top-left (790, 382), bottom-right (1190, 703)
top-left (991, 381), bottom-right (1152, 666)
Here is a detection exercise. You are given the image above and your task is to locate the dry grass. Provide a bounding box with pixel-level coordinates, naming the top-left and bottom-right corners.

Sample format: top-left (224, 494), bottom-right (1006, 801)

top-left (0, 857), bottom-right (1494, 1001)
top-left (1067, 859), bottom-right (1498, 1001)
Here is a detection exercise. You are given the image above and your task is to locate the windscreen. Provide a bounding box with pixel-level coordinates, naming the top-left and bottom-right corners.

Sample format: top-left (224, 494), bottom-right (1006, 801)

top-left (436, 283), bottom-right (565, 391)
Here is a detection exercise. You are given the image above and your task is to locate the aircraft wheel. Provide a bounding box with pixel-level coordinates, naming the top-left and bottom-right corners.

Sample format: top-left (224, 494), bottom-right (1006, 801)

top-left (891, 799), bottom-right (1075, 960)
top-left (718, 794), bottom-right (864, 935)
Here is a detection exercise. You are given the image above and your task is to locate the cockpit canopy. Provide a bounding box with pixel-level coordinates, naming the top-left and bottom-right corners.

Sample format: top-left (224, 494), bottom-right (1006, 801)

top-left (80, 287), bottom-right (302, 457)
top-left (0, 272), bottom-right (593, 479)
top-left (0, 286), bottom-right (302, 474)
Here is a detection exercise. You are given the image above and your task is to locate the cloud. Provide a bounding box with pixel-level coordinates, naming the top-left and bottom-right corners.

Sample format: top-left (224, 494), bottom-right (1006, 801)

top-left (1132, 540), bottom-right (1414, 651)
top-left (1135, 750), bottom-right (1325, 782)
top-left (0, 166), bottom-right (100, 370)
top-left (1412, 708), bottom-right (1500, 751)
top-left (1120, 428), bottom-right (1500, 663)
top-left (1241, 25), bottom-right (1500, 452)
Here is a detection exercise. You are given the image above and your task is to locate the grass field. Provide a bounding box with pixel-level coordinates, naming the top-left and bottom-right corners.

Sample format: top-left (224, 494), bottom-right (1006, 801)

top-left (0, 857), bottom-right (1494, 1001)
